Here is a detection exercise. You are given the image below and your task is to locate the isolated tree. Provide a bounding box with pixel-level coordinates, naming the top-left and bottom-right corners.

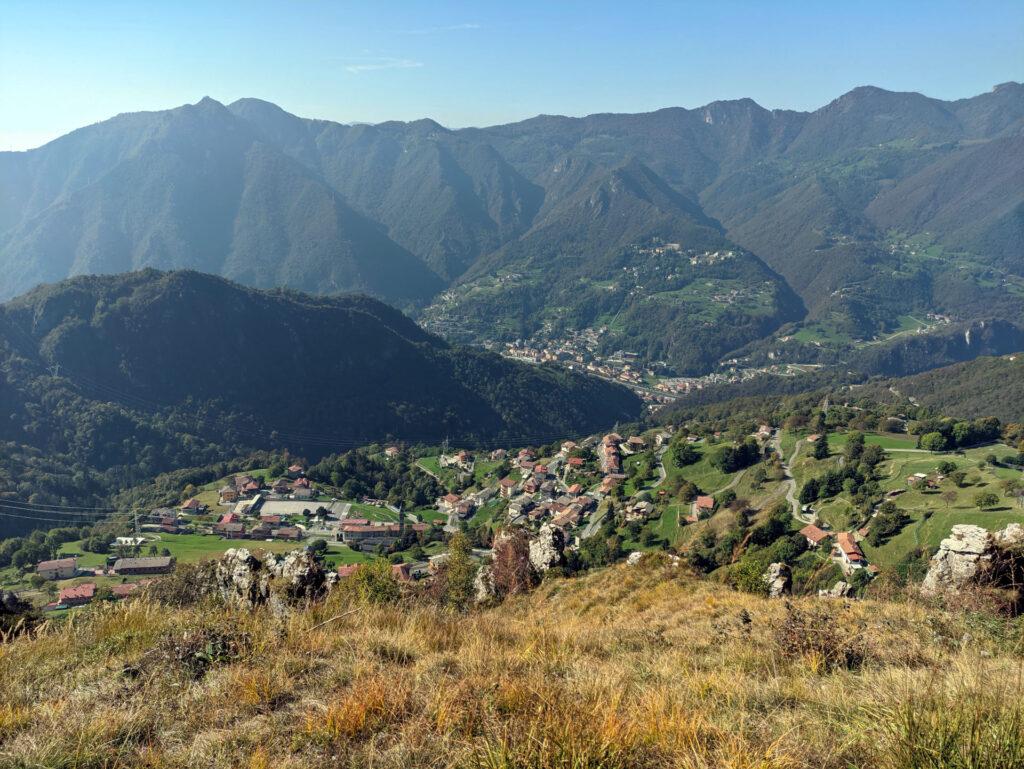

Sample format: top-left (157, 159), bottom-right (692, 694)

top-left (974, 491), bottom-right (1000, 510)
top-left (940, 490), bottom-right (958, 508)
top-left (812, 434), bottom-right (830, 460)
top-left (442, 533), bottom-right (477, 610)
top-left (672, 442), bottom-right (699, 467)
top-left (844, 432), bottom-right (865, 462)
top-left (799, 478), bottom-right (820, 505)
top-left (750, 466), bottom-right (767, 488)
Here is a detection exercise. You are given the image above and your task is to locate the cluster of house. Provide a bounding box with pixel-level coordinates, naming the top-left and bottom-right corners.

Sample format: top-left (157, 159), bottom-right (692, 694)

top-left (35, 555), bottom-right (175, 609)
top-left (218, 465), bottom-right (317, 505)
top-left (598, 433), bottom-right (651, 494)
top-left (500, 330), bottom-right (663, 402)
top-left (213, 509), bottom-right (305, 541)
top-left (485, 445), bottom-right (601, 531)
top-left (799, 524), bottom-right (879, 577)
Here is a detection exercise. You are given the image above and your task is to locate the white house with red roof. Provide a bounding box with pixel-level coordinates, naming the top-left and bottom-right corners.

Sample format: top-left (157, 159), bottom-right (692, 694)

top-left (834, 532), bottom-right (866, 573)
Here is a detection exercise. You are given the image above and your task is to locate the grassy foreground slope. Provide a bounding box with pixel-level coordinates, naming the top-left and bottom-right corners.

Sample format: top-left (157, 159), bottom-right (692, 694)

top-left (1, 560), bottom-right (1022, 768)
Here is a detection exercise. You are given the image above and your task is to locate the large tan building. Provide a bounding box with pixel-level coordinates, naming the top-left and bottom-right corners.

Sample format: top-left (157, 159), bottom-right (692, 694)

top-left (36, 557), bottom-right (77, 580)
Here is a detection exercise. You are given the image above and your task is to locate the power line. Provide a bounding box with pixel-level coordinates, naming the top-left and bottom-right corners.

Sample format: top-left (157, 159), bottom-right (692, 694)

top-left (0, 499), bottom-right (118, 512)
top-left (0, 509), bottom-right (125, 525)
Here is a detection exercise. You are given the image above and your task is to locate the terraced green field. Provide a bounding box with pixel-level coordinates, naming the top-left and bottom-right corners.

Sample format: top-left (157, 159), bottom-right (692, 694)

top-left (663, 443), bottom-right (732, 495)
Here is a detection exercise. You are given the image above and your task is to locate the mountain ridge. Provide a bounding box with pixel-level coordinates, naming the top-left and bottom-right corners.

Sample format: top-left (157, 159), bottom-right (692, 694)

top-left (2, 82), bottom-right (1021, 376)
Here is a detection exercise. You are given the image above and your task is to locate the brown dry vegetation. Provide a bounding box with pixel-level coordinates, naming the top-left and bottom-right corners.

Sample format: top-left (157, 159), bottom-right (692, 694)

top-left (1, 557), bottom-right (1023, 768)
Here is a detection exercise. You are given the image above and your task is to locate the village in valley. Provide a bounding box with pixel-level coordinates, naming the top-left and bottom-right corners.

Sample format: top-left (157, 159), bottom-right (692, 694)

top-left (4, 392), bottom-right (1022, 613)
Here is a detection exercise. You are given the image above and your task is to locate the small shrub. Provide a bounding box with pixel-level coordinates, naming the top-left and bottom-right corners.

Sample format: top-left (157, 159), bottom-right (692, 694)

top-left (346, 558), bottom-right (401, 605)
top-left (773, 602), bottom-right (866, 672)
top-left (153, 625), bottom-right (250, 680)
top-left (146, 561), bottom-right (217, 607)
top-left (730, 559), bottom-right (769, 597)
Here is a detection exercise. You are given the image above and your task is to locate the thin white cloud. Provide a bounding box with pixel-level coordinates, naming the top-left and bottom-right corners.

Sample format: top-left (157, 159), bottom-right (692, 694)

top-left (399, 22), bottom-right (481, 35)
top-left (343, 57), bottom-right (424, 74)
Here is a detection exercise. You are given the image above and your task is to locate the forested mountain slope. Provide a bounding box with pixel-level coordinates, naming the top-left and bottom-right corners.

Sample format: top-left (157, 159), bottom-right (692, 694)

top-left (0, 270), bottom-right (640, 534)
top-left (0, 99), bottom-right (442, 306)
top-left (869, 353), bottom-right (1024, 423)
top-left (2, 83), bottom-right (1021, 374)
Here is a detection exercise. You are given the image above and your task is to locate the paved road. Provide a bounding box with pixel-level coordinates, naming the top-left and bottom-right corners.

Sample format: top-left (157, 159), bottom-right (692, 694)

top-left (712, 467), bottom-right (747, 495)
top-left (650, 446), bottom-right (669, 488)
top-left (772, 432), bottom-right (813, 524)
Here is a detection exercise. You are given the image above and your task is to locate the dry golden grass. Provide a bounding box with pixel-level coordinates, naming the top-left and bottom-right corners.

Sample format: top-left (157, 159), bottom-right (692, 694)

top-left (0, 559), bottom-right (1022, 768)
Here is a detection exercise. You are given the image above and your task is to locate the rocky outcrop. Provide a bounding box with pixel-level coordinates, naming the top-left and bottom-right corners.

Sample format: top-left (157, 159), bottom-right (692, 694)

top-left (528, 523), bottom-right (566, 573)
top-left (211, 548), bottom-right (337, 613)
top-left (626, 551), bottom-right (682, 568)
top-left (818, 581), bottom-right (852, 598)
top-left (994, 523), bottom-right (1024, 547)
top-left (763, 562), bottom-right (792, 598)
top-left (921, 525), bottom-right (997, 595)
top-left (473, 564), bottom-right (497, 603)
top-left (922, 524), bottom-right (1024, 600)
top-left (472, 524), bottom-right (566, 604)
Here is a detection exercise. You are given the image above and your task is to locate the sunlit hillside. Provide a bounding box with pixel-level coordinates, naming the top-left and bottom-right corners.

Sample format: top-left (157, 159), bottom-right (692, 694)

top-left (1, 557), bottom-right (1021, 768)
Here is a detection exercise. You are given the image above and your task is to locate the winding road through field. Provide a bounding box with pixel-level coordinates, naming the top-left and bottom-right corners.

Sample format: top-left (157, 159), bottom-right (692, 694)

top-left (772, 432), bottom-right (814, 524)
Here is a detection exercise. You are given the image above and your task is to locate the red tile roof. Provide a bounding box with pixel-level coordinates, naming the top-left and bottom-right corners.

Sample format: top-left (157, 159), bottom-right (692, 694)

top-left (836, 532), bottom-right (865, 562)
top-left (111, 583), bottom-right (140, 598)
top-left (337, 565), bottom-right (360, 578)
top-left (58, 582), bottom-right (95, 603)
top-left (799, 524), bottom-right (831, 544)
top-left (695, 495), bottom-right (715, 510)
top-left (392, 563), bottom-right (412, 581)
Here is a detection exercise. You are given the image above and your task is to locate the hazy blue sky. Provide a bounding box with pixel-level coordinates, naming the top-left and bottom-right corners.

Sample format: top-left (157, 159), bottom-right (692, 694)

top-left (2, 0), bottom-right (1021, 150)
